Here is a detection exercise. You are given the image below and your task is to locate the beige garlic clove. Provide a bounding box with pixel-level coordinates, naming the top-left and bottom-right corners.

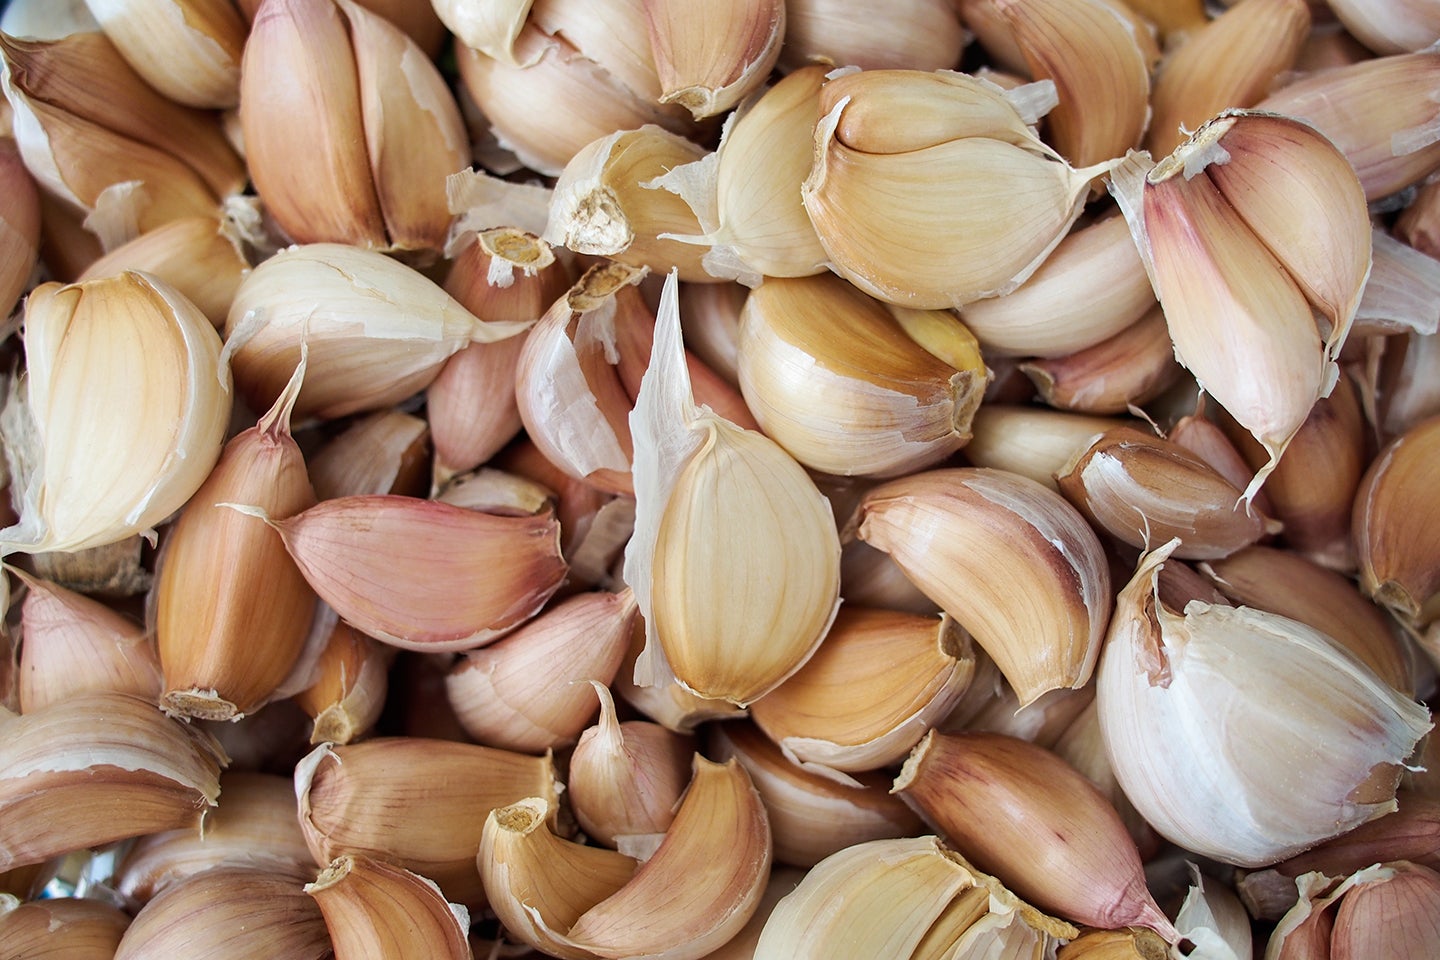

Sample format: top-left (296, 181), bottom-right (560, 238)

top-left (0, 692), bottom-right (226, 872)
top-left (895, 730), bottom-right (1179, 940)
top-left (13, 569), bottom-right (160, 712)
top-left (1144, 0), bottom-right (1310, 156)
top-left (293, 621), bottom-right (388, 745)
top-left (83, 0), bottom-right (245, 109)
top-left (1056, 425), bottom-right (1278, 560)
top-left (752, 835), bottom-right (1077, 959)
top-left (223, 243), bottom-right (529, 421)
top-left (853, 467), bottom-right (1112, 706)
top-left (612, 615), bottom-right (748, 732)
top-left (963, 405), bottom-right (1130, 491)
top-left (568, 682), bottom-right (695, 847)
top-left (0, 272), bottom-right (230, 555)
top-left (779, 0), bottom-right (964, 71)
top-left (1330, 861), bottom-right (1440, 959)
top-left (0, 138), bottom-right (40, 321)
top-left (749, 607), bottom-right (976, 781)
top-left (710, 720), bottom-right (923, 868)
top-left (1116, 0), bottom-right (1206, 37)
top-left (445, 591), bottom-right (637, 753)
top-left (0, 897), bottom-right (130, 959)
top-left (625, 274), bottom-right (842, 706)
top-left (113, 771), bottom-right (315, 903)
top-left (1328, 0), bottom-right (1440, 54)
top-left (1353, 415), bottom-right (1440, 626)
top-left (297, 737), bottom-right (557, 906)
top-left (956, 213), bottom-right (1155, 357)
top-left (1056, 928), bottom-right (1172, 959)
top-left (157, 357), bottom-right (318, 722)
top-left (307, 855), bottom-right (471, 960)
top-left (1098, 539), bottom-right (1433, 867)
top-left (528, 0), bottom-right (670, 105)
top-left (737, 273), bottom-right (989, 477)
top-left (1020, 305), bottom-right (1182, 414)
top-left (309, 410), bottom-right (430, 501)
top-left (243, 494), bottom-right (567, 652)
top-left (643, 0), bottom-right (784, 119)
top-left (433, 0), bottom-right (534, 64)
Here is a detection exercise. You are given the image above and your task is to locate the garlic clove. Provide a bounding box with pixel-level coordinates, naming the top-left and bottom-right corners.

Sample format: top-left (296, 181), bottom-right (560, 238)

top-left (1020, 304), bottom-right (1182, 414)
top-left (434, 467), bottom-right (557, 517)
top-left (1116, 0), bottom-right (1205, 37)
top-left (748, 607), bottom-right (976, 781)
top-left (0, 692), bottom-right (227, 872)
top-left (307, 855), bottom-right (471, 960)
top-left (838, 539), bottom-right (941, 615)
top-left (0, 138), bottom-right (40, 322)
top-left (1051, 698), bottom-right (1161, 857)
top-left (612, 613), bottom-right (748, 732)
top-left (297, 737), bottom-right (558, 907)
top-left (1173, 866), bottom-right (1255, 960)
top-left (894, 730), bottom-right (1179, 939)
top-left (1328, 0), bottom-right (1440, 54)
top-left (83, 0), bottom-right (245, 109)
top-left (963, 405), bottom-right (1130, 491)
top-left (292, 621), bottom-right (389, 745)
top-left (445, 591), bottom-right (637, 753)
top-left (1397, 181), bottom-right (1440, 260)
top-left (1330, 861), bottom-right (1440, 960)
top-left (0, 897), bottom-right (130, 959)
top-left (1355, 227), bottom-right (1440, 339)
top-left (1375, 329), bottom-right (1440, 440)
top-left (1055, 928), bottom-right (1172, 959)
top-left (0, 0), bottom-right (99, 39)
top-left (20, 535), bottom-right (152, 597)
top-left (643, 0), bottom-right (785, 119)
top-left (679, 280), bottom-right (745, 386)
top-left (433, 0), bottom-right (535, 64)
top-left (309, 409), bottom-right (430, 501)
top-left (1353, 415), bottom-right (1440, 626)
top-left (779, 0), bottom-right (965, 72)
top-left (854, 467), bottom-right (1112, 706)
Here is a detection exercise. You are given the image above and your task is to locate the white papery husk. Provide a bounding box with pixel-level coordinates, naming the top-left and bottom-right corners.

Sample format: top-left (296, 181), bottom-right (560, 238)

top-left (1097, 538), bottom-right (1432, 868)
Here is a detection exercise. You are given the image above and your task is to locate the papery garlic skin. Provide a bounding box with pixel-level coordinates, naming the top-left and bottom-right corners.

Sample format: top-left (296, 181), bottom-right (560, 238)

top-left (1097, 540), bottom-right (1432, 867)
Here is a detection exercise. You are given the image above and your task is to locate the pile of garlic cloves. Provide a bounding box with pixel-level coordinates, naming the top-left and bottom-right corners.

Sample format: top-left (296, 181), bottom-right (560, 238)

top-left (3, 0), bottom-right (1440, 958)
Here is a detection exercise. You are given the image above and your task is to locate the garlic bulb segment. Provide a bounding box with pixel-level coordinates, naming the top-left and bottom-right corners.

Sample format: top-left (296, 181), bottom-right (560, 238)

top-left (737, 273), bottom-right (989, 477)
top-left (854, 468), bottom-right (1111, 706)
top-left (1021, 305), bottom-right (1182, 414)
top-left (643, 0), bottom-right (784, 119)
top-left (0, 692), bottom-right (226, 872)
top-left (157, 356), bottom-right (318, 721)
top-left (307, 855), bottom-right (471, 960)
top-left (544, 126), bottom-right (714, 281)
top-left (514, 261), bottom-right (650, 496)
top-left (1144, 0), bottom-right (1310, 156)
top-left (801, 70), bottom-right (1117, 309)
top-left (1256, 51), bottom-right (1440, 202)
top-left (1330, 861), bottom-right (1440, 960)
top-left (625, 273), bottom-right (842, 706)
top-left (710, 720), bottom-right (924, 868)
top-left (748, 607), bottom-right (975, 781)
top-left (83, 0), bottom-right (245, 108)
top-left (430, 228), bottom-right (573, 480)
top-left (0, 897), bottom-right (130, 959)
top-left (0, 139), bottom-right (40, 322)
top-left (1098, 539), bottom-right (1433, 867)
top-left (751, 836), bottom-right (1077, 960)
top-left (445, 591), bottom-right (637, 753)
top-left (114, 864), bottom-right (330, 960)
top-left (1329, 0), bottom-right (1440, 54)
top-left (1353, 415), bottom-right (1440, 626)
top-left (114, 771), bottom-right (314, 903)
top-left (28, 535), bottom-right (152, 599)
top-left (248, 494), bottom-right (567, 652)
top-left (778, 0), bottom-right (965, 72)
top-left (0, 272), bottom-right (230, 555)
top-left (293, 621), bottom-right (388, 745)
top-left (964, 405), bottom-right (1130, 491)
top-left (13, 569), bottom-right (161, 712)
top-left (433, 0), bottom-right (534, 64)
top-left (957, 213), bottom-right (1156, 358)
top-left (895, 730), bottom-right (1177, 939)
top-left (1056, 426), bottom-right (1278, 560)
top-left (297, 737), bottom-right (558, 906)
top-left (223, 243), bottom-right (529, 421)
top-left (1056, 928), bottom-right (1172, 959)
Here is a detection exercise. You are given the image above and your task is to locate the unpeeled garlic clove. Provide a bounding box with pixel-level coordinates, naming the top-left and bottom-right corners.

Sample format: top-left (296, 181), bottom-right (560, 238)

top-left (0, 692), bottom-right (226, 872)
top-left (0, 897), bottom-right (130, 959)
top-left (25, 537), bottom-right (152, 600)
top-left (1020, 305), bottom-right (1181, 414)
top-left (432, 0), bottom-right (534, 64)
top-left (853, 467), bottom-right (1112, 706)
top-left (292, 621), bottom-right (389, 745)
top-left (895, 730), bottom-right (1179, 939)
top-left (297, 737), bottom-right (558, 906)
top-left (679, 280), bottom-right (745, 386)
top-left (309, 409), bottom-right (430, 500)
top-left (1375, 330), bottom-right (1440, 439)
top-left (643, 0), bottom-right (785, 119)
top-left (963, 405), bottom-right (1131, 490)
top-left (748, 607), bottom-right (975, 781)
top-left (0, 138), bottom-right (40, 321)
top-left (1327, 0), bottom-right (1440, 54)
top-left (1097, 539), bottom-right (1433, 867)
top-left (307, 855), bottom-right (471, 960)
top-left (1173, 865), bottom-right (1256, 960)
top-left (0, 271), bottom-right (230, 555)
top-left (737, 273), bottom-right (989, 477)
top-left (84, 0), bottom-right (246, 109)
top-left (779, 0), bottom-right (965, 71)
top-left (1330, 861), bottom-right (1440, 959)
top-left (1354, 227), bottom-right (1440, 339)
top-left (435, 467), bottom-right (557, 517)
top-left (838, 539), bottom-right (940, 615)
top-left (1051, 698), bottom-right (1161, 857)
top-left (445, 591), bottom-right (637, 753)
top-left (1353, 415), bottom-right (1440, 626)
top-left (625, 273), bottom-right (842, 706)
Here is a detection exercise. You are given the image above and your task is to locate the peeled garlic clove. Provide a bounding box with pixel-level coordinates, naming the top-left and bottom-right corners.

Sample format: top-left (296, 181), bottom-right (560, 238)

top-left (1056, 425), bottom-right (1277, 560)
top-left (1021, 305), bottom-right (1181, 414)
top-left (568, 682), bottom-right (695, 847)
top-left (643, 0), bottom-right (784, 119)
top-left (1330, 861), bottom-right (1440, 959)
top-left (13, 569), bottom-right (160, 712)
top-left (1098, 539), bottom-right (1433, 867)
top-left (1144, 0), bottom-right (1310, 156)
top-left (854, 467), bottom-right (1111, 706)
top-left (251, 494), bottom-right (567, 652)
top-left (753, 836), bottom-right (1077, 959)
top-left (446, 592), bottom-right (637, 753)
top-left (433, 0), bottom-right (534, 63)
top-left (895, 730), bottom-right (1179, 939)
top-left (964, 405), bottom-right (1130, 490)
top-left (749, 607), bottom-right (975, 780)
top-left (224, 242), bottom-right (528, 420)
top-left (626, 273), bottom-right (842, 706)
top-left (710, 720), bottom-right (923, 868)
top-left (297, 737), bottom-right (557, 906)
top-left (84, 0), bottom-right (245, 108)
top-left (308, 855), bottom-right (470, 960)
top-left (779, 0), bottom-right (965, 72)
top-left (0, 139), bottom-right (41, 322)
top-left (0, 692), bottom-right (226, 872)
top-left (1353, 415), bottom-right (1440, 626)
top-left (0, 897), bottom-right (130, 959)
top-left (1, 272), bottom-right (230, 555)
top-left (737, 274), bottom-right (988, 477)
top-left (293, 622), bottom-right (388, 745)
